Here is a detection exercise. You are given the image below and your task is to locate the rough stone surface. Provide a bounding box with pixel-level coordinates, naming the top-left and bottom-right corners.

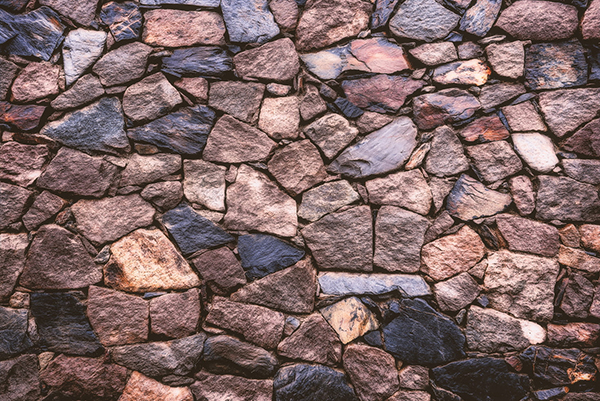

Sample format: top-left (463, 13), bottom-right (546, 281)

top-left (274, 364), bottom-right (359, 401)
top-left (536, 176), bottom-right (600, 222)
top-left (501, 101), bottom-right (546, 132)
top-left (508, 175), bottom-right (535, 216)
top-left (0, 355), bottom-right (40, 401)
top-left (62, 29), bottom-right (107, 87)
top-left (486, 41), bottom-right (524, 79)
top-left (0, 307), bottom-right (31, 359)
top-left (342, 75), bottom-right (425, 113)
top-left (192, 247), bottom-right (246, 293)
top-left (446, 174), bottom-right (512, 220)
top-left (343, 343), bottom-right (399, 401)
top-left (466, 140), bottom-right (522, 183)
top-left (318, 272), bottom-right (430, 297)
top-left (0, 102), bottom-right (46, 131)
top-left (298, 180), bottom-right (359, 222)
top-left (141, 181), bottom-right (183, 211)
top-left (11, 62), bottom-right (60, 103)
top-left (191, 373), bottom-right (273, 401)
top-left (479, 82), bottom-right (526, 110)
top-left (143, 10), bottom-right (225, 47)
top-left (458, 115), bottom-right (510, 143)
top-left (424, 125), bottom-right (469, 177)
top-left (221, 0), bottom-right (279, 44)
top-left (432, 59), bottom-right (491, 86)
top-left (161, 46), bottom-right (233, 77)
top-left (304, 113), bottom-right (359, 160)
top-left (0, 234), bottom-right (28, 301)
top-left (149, 289), bottom-right (200, 339)
top-left (367, 170), bottom-right (432, 215)
top-left (524, 40), bottom-right (588, 91)
top-left (268, 140), bottom-right (327, 196)
top-left (539, 88), bottom-right (600, 138)
top-left (434, 272), bottom-right (480, 312)
top-left (237, 234), bottom-right (304, 280)
top-left (320, 296), bottom-right (379, 344)
top-left (0, 57), bottom-right (18, 99)
top-left (389, 0), bottom-right (460, 42)
top-left (203, 335), bottom-right (278, 378)
top-left (459, 0), bottom-right (501, 37)
top-left (0, 141), bottom-right (48, 187)
top-left (51, 74), bottom-right (105, 110)
top-left (21, 191), bottom-right (65, 231)
top-left (208, 81), bottom-right (265, 123)
top-left (496, 214), bottom-right (560, 257)
top-left (259, 96), bottom-right (300, 139)
top-left (559, 245), bottom-right (600, 274)
top-left (93, 42), bottom-right (152, 87)
top-left (547, 322), bottom-right (600, 347)
top-left (409, 42), bottom-right (457, 66)
top-left (39, 0), bottom-right (99, 26)
top-left (122, 73), bottom-right (182, 123)
top-left (119, 371), bottom-right (193, 401)
top-left (233, 38), bottom-right (300, 82)
top-left (413, 88), bottom-right (481, 130)
top-left (0, 182), bottom-right (31, 230)
top-left (100, 1), bottom-right (142, 42)
top-left (183, 159), bottom-right (226, 211)
top-left (563, 159), bottom-right (600, 185)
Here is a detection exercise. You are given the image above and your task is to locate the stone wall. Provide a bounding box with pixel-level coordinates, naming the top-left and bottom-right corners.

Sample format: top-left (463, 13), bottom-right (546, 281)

top-left (1, 0), bottom-right (600, 400)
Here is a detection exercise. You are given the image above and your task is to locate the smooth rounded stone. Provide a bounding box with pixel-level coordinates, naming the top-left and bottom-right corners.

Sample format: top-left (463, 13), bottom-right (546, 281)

top-left (191, 372), bottom-right (273, 401)
top-left (458, 115), bottom-right (510, 143)
top-left (120, 371), bottom-right (193, 401)
top-left (87, 285), bottom-right (148, 347)
top-left (409, 42), bottom-right (457, 66)
top-left (162, 46), bottom-right (233, 78)
top-left (421, 226), bottom-right (485, 281)
top-left (368, 170), bottom-right (432, 215)
top-left (536, 176), bottom-right (600, 222)
top-left (459, 0), bottom-right (501, 37)
top-left (149, 289), bottom-right (200, 339)
top-left (41, 97), bottom-right (129, 155)
top-left (496, 214), bottom-right (560, 257)
top-left (37, 147), bottom-right (120, 198)
top-left (583, 0), bottom-right (600, 40)
top-left (274, 364), bottom-right (359, 401)
top-left (433, 272), bottom-right (480, 312)
top-left (72, 194), bottom-right (154, 245)
top-left (485, 250), bottom-right (559, 322)
top-left (105, 228), bottom-right (200, 292)
top-left (298, 180), bottom-right (360, 222)
top-left (122, 73), bottom-right (182, 123)
top-left (258, 96), bottom-right (300, 140)
top-left (295, 0), bottom-right (371, 52)
top-left (0, 141), bottom-right (48, 187)
top-left (495, 0), bottom-right (578, 41)
top-left (0, 101), bottom-right (46, 131)
top-left (22, 191), bottom-right (65, 231)
top-left (208, 81), bottom-right (265, 123)
top-left (0, 233), bottom-right (27, 301)
top-left (300, 85), bottom-right (327, 122)
top-left (424, 125), bottom-right (469, 177)
top-left (233, 38), bottom-right (300, 82)
top-left (479, 82), bottom-right (526, 110)
top-left (128, 105), bottom-right (216, 156)
top-left (413, 88), bottom-right (481, 130)
top-left (112, 333), bottom-right (206, 377)
top-left (466, 306), bottom-right (545, 353)
top-left (51, 74), bottom-right (105, 110)
top-left (19, 224), bottom-right (101, 290)
top-left (302, 206), bottom-right (372, 272)
top-left (203, 335), bottom-right (278, 378)
top-left (224, 164), bottom-right (297, 237)
top-left (221, 0), bottom-right (279, 44)
top-left (277, 313), bottom-right (342, 366)
top-left (433, 59), bottom-right (491, 86)
top-left (431, 358), bottom-right (530, 401)
top-left (485, 41), bottom-right (524, 80)
top-left (343, 343), bottom-right (399, 401)
top-left (237, 234), bottom-right (304, 280)
top-left (501, 101), bottom-right (546, 132)
top-left (510, 133), bottom-right (557, 174)
top-left (581, 225), bottom-right (600, 253)
top-left (62, 29), bottom-right (106, 87)
top-left (203, 115), bottom-right (276, 163)
top-left (141, 181), bottom-right (183, 211)
top-left (525, 40), bottom-right (588, 91)
top-left (0, 56), bottom-right (17, 99)
top-left (329, 117), bottom-right (417, 179)
top-left (182, 159), bottom-right (225, 212)
top-left (268, 140), bottom-right (327, 196)
top-left (0, 307), bottom-right (31, 359)
top-left (547, 322), bottom-right (600, 347)
top-left (31, 292), bottom-right (103, 356)
top-left (192, 247), bottom-right (246, 293)
top-left (379, 298), bottom-right (465, 365)
top-left (539, 88), bottom-right (600, 138)
top-left (447, 174), bottom-right (512, 220)
top-left (120, 153), bottom-right (181, 187)
top-left (520, 345), bottom-right (597, 388)
top-left (320, 297), bottom-right (379, 344)
top-left (508, 175), bottom-right (535, 216)
top-left (559, 246), bottom-right (600, 274)
top-left (11, 61), bottom-right (60, 103)
top-left (174, 77), bottom-right (208, 103)
top-left (466, 140), bottom-right (523, 183)
top-left (231, 258), bottom-right (317, 314)
top-left (206, 297), bottom-right (284, 349)
top-left (270, 0), bottom-right (298, 31)
top-left (342, 75), bottom-right (424, 114)
top-left (389, 0), bottom-right (459, 42)
top-left (561, 273), bottom-right (594, 319)
top-left (39, 0), bottom-right (99, 26)
top-left (318, 272), bottom-right (431, 297)
top-left (0, 182), bottom-right (31, 230)
top-left (0, 354), bottom-right (39, 401)
top-left (93, 42), bottom-right (152, 87)
top-left (304, 114), bottom-right (359, 160)
top-left (143, 9), bottom-right (225, 47)
top-left (100, 1), bottom-right (142, 42)
top-left (563, 159), bottom-right (600, 185)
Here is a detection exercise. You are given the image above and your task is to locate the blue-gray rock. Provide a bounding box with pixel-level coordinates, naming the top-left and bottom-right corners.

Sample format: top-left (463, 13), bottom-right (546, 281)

top-left (162, 46), bottom-right (233, 78)
top-left (203, 335), bottom-right (278, 378)
top-left (447, 174), bottom-right (512, 220)
top-left (127, 105), bottom-right (216, 155)
top-left (318, 272), bottom-right (431, 297)
top-left (520, 346), bottom-right (596, 388)
top-left (333, 98), bottom-right (364, 119)
top-left (274, 364), bottom-right (359, 401)
top-left (0, 0), bottom-right (28, 12)
top-left (30, 292), bottom-right (103, 356)
top-left (238, 234), bottom-right (305, 280)
top-left (0, 6), bottom-right (64, 60)
top-left (389, 0), bottom-right (460, 42)
top-left (141, 0), bottom-right (220, 6)
top-left (0, 307), bottom-right (31, 360)
top-left (371, 0), bottom-right (400, 29)
top-left (100, 1), bottom-right (142, 42)
top-left (162, 203), bottom-right (234, 256)
top-left (525, 40), bottom-right (588, 91)
top-left (221, 0), bottom-right (279, 44)
top-left (40, 97), bottom-right (129, 155)
top-left (459, 0), bottom-right (502, 37)
top-left (328, 116), bottom-right (417, 179)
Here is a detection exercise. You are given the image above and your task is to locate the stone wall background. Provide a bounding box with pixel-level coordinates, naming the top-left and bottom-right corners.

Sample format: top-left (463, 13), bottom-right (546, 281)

top-left (1, 0), bottom-right (600, 399)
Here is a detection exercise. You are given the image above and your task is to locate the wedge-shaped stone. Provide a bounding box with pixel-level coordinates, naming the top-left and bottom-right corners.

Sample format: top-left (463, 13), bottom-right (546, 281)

top-left (0, 141), bottom-right (48, 187)
top-left (424, 125), bottom-right (469, 177)
top-left (203, 335), bottom-right (278, 378)
top-left (446, 174), bottom-right (512, 220)
top-left (434, 272), bottom-right (480, 312)
top-left (342, 75), bottom-right (424, 113)
top-left (466, 140), bottom-right (522, 183)
top-left (298, 180), bottom-right (360, 222)
top-left (208, 81), bottom-right (265, 123)
top-left (51, 74), bottom-right (104, 110)
top-left (318, 272), bottom-right (431, 298)
top-left (39, 0), bottom-right (100, 26)
top-left (304, 114), bottom-right (359, 160)
top-left (459, 115), bottom-right (510, 143)
top-left (539, 88), bottom-right (600, 138)
top-left (237, 234), bottom-right (305, 280)
top-left (62, 29), bottom-right (107, 86)
top-left (93, 42), bottom-right (152, 87)
top-left (413, 88), bottom-right (480, 130)
top-left (122, 73), bottom-right (182, 123)
top-left (459, 0), bottom-right (501, 37)
top-left (150, 289), bottom-right (200, 339)
top-left (192, 247), bottom-right (246, 294)
top-left (233, 38), bottom-right (300, 82)
top-left (0, 234), bottom-right (28, 301)
top-left (0, 182), bottom-right (31, 230)
top-left (321, 297), bottom-right (379, 344)
top-left (183, 159), bottom-right (225, 212)
top-left (221, 0), bottom-right (279, 44)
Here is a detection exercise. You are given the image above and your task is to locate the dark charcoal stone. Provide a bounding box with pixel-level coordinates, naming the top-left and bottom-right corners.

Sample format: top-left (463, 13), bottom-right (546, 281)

top-left (431, 358), bottom-right (530, 401)
top-left (274, 364), bottom-right (359, 401)
top-left (0, 102), bottom-right (46, 131)
top-left (333, 98), bottom-right (364, 119)
top-left (536, 176), bottom-right (600, 222)
top-left (525, 40), bottom-right (588, 91)
top-left (100, 1), bottom-right (142, 42)
top-left (380, 298), bottom-right (465, 365)
top-left (162, 46), bottom-right (233, 78)
top-left (203, 335), bottom-right (278, 379)
top-left (0, 7), bottom-right (64, 61)
top-left (0, 0), bottom-right (28, 12)
top-left (127, 105), bottom-right (216, 155)
top-left (459, 0), bottom-right (502, 37)
top-left (0, 355), bottom-right (40, 401)
top-left (371, 0), bottom-right (400, 29)
top-left (0, 307), bottom-right (31, 360)
top-left (162, 203), bottom-right (234, 255)
top-left (30, 292), bottom-right (103, 356)
top-left (238, 234), bottom-right (305, 280)
top-left (520, 346), bottom-right (597, 388)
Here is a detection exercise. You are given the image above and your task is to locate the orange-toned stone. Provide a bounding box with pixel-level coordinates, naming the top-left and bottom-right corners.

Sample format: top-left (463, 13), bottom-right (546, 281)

top-left (119, 371), bottom-right (193, 401)
top-left (458, 115), bottom-right (509, 143)
top-left (142, 9), bottom-right (225, 47)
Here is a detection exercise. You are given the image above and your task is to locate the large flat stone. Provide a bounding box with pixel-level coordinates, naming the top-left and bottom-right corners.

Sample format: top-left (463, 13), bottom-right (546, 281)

top-left (161, 46), bottom-right (233, 78)
top-left (0, 307), bottom-right (31, 359)
top-left (233, 38), bottom-right (300, 82)
top-left (342, 75), bottom-right (424, 113)
top-left (62, 29), bottom-right (106, 86)
top-left (318, 272), bottom-right (431, 297)
top-left (39, 0), bottom-right (99, 26)
top-left (274, 364), bottom-right (358, 401)
top-left (50, 74), bottom-right (104, 110)
top-left (208, 81), bottom-right (265, 123)
top-left (466, 140), bottom-right (522, 183)
top-left (367, 170), bottom-right (432, 216)
top-left (496, 214), bottom-right (560, 257)
top-left (539, 88), bottom-right (600, 138)
top-left (221, 0), bottom-right (279, 44)
top-left (93, 42), bottom-right (152, 87)
top-left (0, 234), bottom-right (27, 301)
top-left (142, 9), bottom-right (225, 47)
top-left (413, 88), bottom-right (480, 130)
top-left (446, 174), bottom-right (512, 220)
top-left (122, 73), bottom-right (182, 123)
top-left (524, 40), bottom-right (587, 91)
top-left (119, 153), bottom-right (181, 187)
top-left (203, 335), bottom-right (278, 378)
top-left (304, 113), bottom-right (359, 160)
top-left (389, 0), bottom-right (460, 42)
top-left (536, 176), bottom-right (600, 222)
top-left (11, 61), bottom-right (60, 103)
top-left (0, 141), bottom-right (48, 187)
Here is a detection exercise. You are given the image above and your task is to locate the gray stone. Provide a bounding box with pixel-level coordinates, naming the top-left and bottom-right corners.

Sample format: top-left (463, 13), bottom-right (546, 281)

top-left (459, 0), bottom-right (501, 37)
top-left (479, 82), bottom-right (526, 110)
top-left (539, 88), bottom-right (600, 138)
top-left (183, 159), bottom-right (225, 212)
top-left (318, 272), bottom-right (431, 297)
top-left (424, 126), bottom-right (469, 177)
top-left (236, 234), bottom-right (304, 281)
top-left (221, 0), bottom-right (279, 44)
top-left (0, 307), bottom-right (31, 359)
top-left (467, 140), bottom-right (523, 183)
top-left (0, 234), bottom-right (28, 302)
top-left (304, 114), bottom-right (359, 160)
top-left (366, 169), bottom-right (432, 215)
top-left (63, 29), bottom-right (107, 86)
top-left (389, 0), bottom-right (460, 42)
top-left (122, 73), bottom-right (182, 123)
top-left (51, 74), bottom-right (105, 110)
top-left (434, 272), bottom-right (480, 312)
top-left (298, 180), bottom-right (360, 222)
top-left (120, 153), bottom-right (181, 187)
top-left (93, 42), bottom-right (152, 87)
top-left (274, 364), bottom-right (359, 401)
top-left (0, 355), bottom-right (40, 401)
top-left (447, 174), bottom-right (512, 220)
top-left (536, 176), bottom-right (600, 222)
top-left (524, 40), bottom-right (588, 91)
top-left (203, 335), bottom-right (278, 379)
top-left (208, 81), bottom-right (265, 123)
top-left (0, 182), bottom-right (31, 230)
top-left (563, 159), bottom-right (600, 185)
top-left (486, 41), bottom-right (524, 79)
top-left (100, 1), bottom-right (142, 43)
top-left (161, 46), bottom-right (233, 78)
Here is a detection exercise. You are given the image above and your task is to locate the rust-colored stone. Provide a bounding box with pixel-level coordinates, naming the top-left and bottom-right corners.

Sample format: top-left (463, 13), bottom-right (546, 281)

top-left (458, 115), bottom-right (509, 143)
top-left (143, 9), bottom-right (225, 47)
top-left (342, 75), bottom-right (424, 113)
top-left (0, 102), bottom-right (46, 131)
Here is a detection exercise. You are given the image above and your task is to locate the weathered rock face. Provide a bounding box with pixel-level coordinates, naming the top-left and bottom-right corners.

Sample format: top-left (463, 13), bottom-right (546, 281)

top-left (525, 40), bottom-right (588, 91)
top-left (0, 307), bottom-right (32, 359)
top-left (466, 140), bottom-right (522, 183)
top-left (389, 0), bottom-right (460, 42)
top-left (122, 73), bottom-right (182, 123)
top-left (93, 42), bottom-right (152, 87)
top-left (446, 174), bottom-right (512, 220)
top-left (150, 289), bottom-right (200, 338)
top-left (413, 89), bottom-right (481, 130)
top-left (0, 182), bottom-right (31, 230)
top-left (100, 1), bottom-right (142, 42)
top-left (0, 355), bottom-right (40, 401)
top-left (304, 114), bottom-right (359, 160)
top-left (233, 38), bottom-right (299, 82)
top-left (0, 234), bottom-right (28, 301)
top-left (342, 75), bottom-right (424, 113)
top-left (539, 88), bottom-right (600, 138)
top-left (536, 176), bottom-right (600, 222)
top-left (62, 29), bottom-right (107, 87)
top-left (191, 373), bottom-right (273, 401)
top-left (0, 142), bottom-right (48, 187)
top-left (203, 335), bottom-right (278, 378)
top-left (496, 214), bottom-right (560, 257)
top-left (343, 343), bottom-right (399, 401)
top-left (208, 81), bottom-right (264, 123)
top-left (318, 272), bottom-right (430, 297)
top-left (119, 371), bottom-right (193, 401)
top-left (143, 9), bottom-right (225, 47)
top-left (274, 364), bottom-right (359, 401)
top-left (221, 0), bottom-right (278, 44)
top-left (237, 233), bottom-right (305, 280)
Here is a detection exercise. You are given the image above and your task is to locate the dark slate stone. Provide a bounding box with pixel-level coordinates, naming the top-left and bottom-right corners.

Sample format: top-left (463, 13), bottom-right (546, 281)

top-left (0, 0), bottom-right (28, 12)
top-left (371, 0), bottom-right (400, 29)
top-left (127, 105), bottom-right (216, 155)
top-left (0, 307), bottom-right (31, 360)
top-left (162, 47), bottom-right (233, 78)
top-left (0, 7), bottom-right (65, 61)
top-left (0, 102), bottom-right (46, 131)
top-left (525, 40), bottom-right (588, 91)
top-left (459, 0), bottom-right (501, 37)
top-left (520, 346), bottom-right (597, 388)
top-left (431, 358), bottom-right (530, 401)
top-left (274, 364), bottom-right (359, 401)
top-left (333, 98), bottom-right (364, 119)
top-left (162, 203), bottom-right (234, 255)
top-left (237, 234), bottom-right (305, 280)
top-left (30, 293), bottom-right (103, 356)
top-left (380, 298), bottom-right (465, 365)
top-left (100, 1), bottom-right (142, 42)
top-left (0, 15), bottom-right (14, 44)
top-left (589, 45), bottom-right (600, 82)
top-left (203, 335), bottom-right (278, 379)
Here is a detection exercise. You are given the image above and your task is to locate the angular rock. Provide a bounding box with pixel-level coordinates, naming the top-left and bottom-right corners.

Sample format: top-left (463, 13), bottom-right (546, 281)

top-left (0, 102), bottom-right (46, 131)
top-left (520, 346), bottom-right (597, 387)
top-left (0, 142), bottom-right (48, 187)
top-left (100, 1), bottom-right (142, 42)
top-left (143, 9), bottom-right (225, 47)
top-left (413, 88), bottom-right (480, 130)
top-left (150, 289), bottom-right (200, 339)
top-left (558, 246), bottom-right (600, 274)
top-left (434, 273), bottom-right (480, 312)
top-left (501, 101), bottom-right (546, 132)
top-left (388, 390), bottom-right (431, 401)
top-left (192, 247), bottom-right (246, 293)
top-left (447, 174), bottom-right (512, 220)
top-left (496, 214), bottom-right (560, 257)
top-left (93, 42), bottom-right (152, 87)
top-left (62, 29), bottom-right (106, 87)
top-left (561, 273), bottom-right (594, 319)
top-left (539, 88), bottom-right (600, 138)
top-left (105, 228), bottom-right (200, 292)
top-left (458, 115), bottom-right (510, 143)
top-left (367, 170), bottom-right (431, 215)
top-left (581, 225), bottom-right (600, 253)
top-left (274, 364), bottom-right (359, 401)
top-left (318, 272), bottom-right (431, 297)
top-left (233, 38), bottom-right (300, 82)
top-left (11, 61), bottom-right (60, 103)
top-left (343, 343), bottom-right (399, 401)
top-left (208, 81), bottom-right (264, 123)
top-left (270, 0), bottom-right (298, 31)
top-left (509, 175), bottom-right (535, 216)
top-left (191, 372), bottom-right (273, 401)
top-left (389, 0), bottom-right (460, 42)
top-left (467, 140), bottom-right (522, 183)
top-left (320, 297), bottom-right (379, 344)
top-left (0, 307), bottom-right (31, 359)
top-left (424, 126), bottom-right (469, 177)
top-left (409, 42), bottom-right (457, 66)
top-left (583, 0), bottom-right (600, 40)
top-left (0, 57), bottom-right (17, 99)
top-left (486, 41), bottom-right (524, 80)
top-left (268, 140), bottom-right (327, 196)
top-left (162, 46), bottom-right (233, 77)
top-left (0, 182), bottom-right (31, 230)
top-left (174, 77), bottom-right (208, 103)
top-left (300, 85), bottom-right (327, 121)
top-left (371, 0), bottom-right (400, 29)
top-left (298, 180), bottom-right (360, 222)
top-left (432, 59), bottom-right (491, 86)
top-left (398, 365), bottom-right (429, 390)
top-left (141, 181), bottom-right (183, 211)
top-left (39, 0), bottom-right (99, 26)
top-left (51, 74), bottom-right (105, 110)
top-left (141, 0), bottom-right (219, 4)
top-left (536, 176), bottom-right (600, 222)
top-left (547, 322), bottom-right (600, 347)
top-left (525, 40), bottom-right (588, 91)
top-left (120, 153), bottom-right (181, 187)
top-left (122, 73), bottom-right (182, 123)
top-left (485, 250), bottom-right (560, 322)
top-left (563, 159), bottom-right (600, 185)
top-left (334, 99), bottom-right (365, 123)
top-left (459, 0), bottom-right (501, 37)
top-left (559, 225), bottom-right (581, 248)
top-left (237, 234), bottom-right (304, 280)
top-left (342, 75), bottom-right (424, 113)
top-left (182, 159), bottom-right (225, 212)
top-left (224, 164), bottom-right (297, 237)
top-left (221, 0), bottom-right (279, 44)
top-left (19, 224), bottom-right (101, 290)
top-left (119, 371), bottom-right (193, 401)
top-left (0, 355), bottom-right (39, 401)
top-left (304, 113), bottom-right (359, 160)
top-left (0, 234), bottom-right (27, 301)
top-left (258, 96), bottom-right (300, 139)
top-left (87, 285), bottom-right (148, 346)
top-left (22, 191), bottom-right (65, 231)
top-left (479, 82), bottom-right (526, 110)
top-left (203, 335), bottom-right (277, 378)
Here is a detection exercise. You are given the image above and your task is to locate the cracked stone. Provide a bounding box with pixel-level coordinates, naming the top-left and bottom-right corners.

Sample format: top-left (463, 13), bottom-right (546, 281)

top-left (321, 296), bottom-right (379, 344)
top-left (62, 29), bottom-right (106, 87)
top-left (183, 159), bottom-right (226, 212)
top-left (221, 0), bottom-right (279, 44)
top-left (233, 38), bottom-right (300, 82)
top-left (11, 61), bottom-right (60, 103)
top-left (208, 81), bottom-right (265, 124)
top-left (413, 88), bottom-right (481, 130)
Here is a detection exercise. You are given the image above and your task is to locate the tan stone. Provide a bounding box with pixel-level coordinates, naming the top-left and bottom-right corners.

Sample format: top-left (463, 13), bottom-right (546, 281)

top-left (558, 245), bottom-right (600, 274)
top-left (366, 169), bottom-right (432, 216)
top-left (118, 371), bottom-right (193, 401)
top-left (259, 96), bottom-right (300, 140)
top-left (143, 10), bottom-right (225, 47)
top-left (320, 297), bottom-right (379, 344)
top-left (581, 224), bottom-right (600, 253)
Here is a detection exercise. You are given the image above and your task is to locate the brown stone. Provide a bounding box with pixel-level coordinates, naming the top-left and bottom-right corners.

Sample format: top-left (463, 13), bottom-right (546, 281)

top-left (508, 175), bottom-right (535, 216)
top-left (433, 272), bottom-right (480, 312)
top-left (270, 0), bottom-right (299, 31)
top-left (479, 82), bottom-right (526, 110)
top-left (119, 371), bottom-right (193, 401)
top-left (304, 113), bottom-right (359, 160)
top-left (233, 38), bottom-right (300, 82)
top-left (105, 228), bottom-right (200, 292)
top-left (496, 214), bottom-right (560, 257)
top-left (0, 102), bottom-right (46, 131)
top-left (398, 365), bottom-right (429, 390)
top-left (343, 343), bottom-right (399, 401)
top-left (122, 73), bottom-right (182, 123)
top-left (191, 372), bottom-right (272, 401)
top-left (300, 84), bottom-right (327, 122)
top-left (51, 74), bottom-right (105, 110)
top-left (11, 62), bottom-right (60, 103)
top-left (446, 174), bottom-right (512, 220)
top-left (150, 289), bottom-right (200, 339)
top-left (388, 391), bottom-right (431, 401)
top-left (485, 41), bottom-right (524, 80)
top-left (268, 140), bottom-right (327, 196)
top-left (413, 88), bottom-right (480, 130)
top-left (458, 115), bottom-right (509, 143)
top-left (0, 233), bottom-right (28, 302)
top-left (366, 169), bottom-right (431, 216)
top-left (22, 191), bottom-right (66, 231)
top-left (141, 181), bottom-right (184, 211)
top-left (583, 0), bottom-right (600, 40)
top-left (0, 142), bottom-right (48, 187)
top-left (432, 59), bottom-right (491, 86)
top-left (536, 175), bottom-right (600, 222)
top-left (208, 81), bottom-right (265, 123)
top-left (192, 247), bottom-right (246, 294)
top-left (581, 225), bottom-right (600, 253)
top-left (424, 125), bottom-right (470, 177)
top-left (501, 101), bottom-right (546, 132)
top-left (320, 296), bottom-right (379, 344)
top-left (93, 42), bottom-right (152, 87)
top-left (174, 77), bottom-right (208, 103)
top-left (143, 10), bottom-right (225, 47)
top-left (559, 246), bottom-right (600, 274)
top-left (277, 313), bottom-right (341, 366)
top-left (547, 323), bottom-right (600, 347)
top-left (409, 42), bottom-right (457, 66)
top-left (0, 182), bottom-right (32, 229)
top-left (87, 285), bottom-right (149, 346)
top-left (258, 96), bottom-right (300, 139)
top-left (561, 273), bottom-right (594, 319)
top-left (590, 285), bottom-right (600, 319)
top-left (421, 226), bottom-right (486, 281)
top-left (342, 75), bottom-right (424, 113)
top-left (39, 0), bottom-right (99, 26)
top-left (559, 224), bottom-right (581, 248)
top-left (356, 112), bottom-right (394, 134)
top-left (298, 180), bottom-right (360, 222)
top-left (0, 57), bottom-right (18, 100)
top-left (120, 153), bottom-right (181, 187)
top-left (203, 335), bottom-right (278, 378)
top-left (467, 140), bottom-right (522, 183)
top-left (539, 88), bottom-right (600, 138)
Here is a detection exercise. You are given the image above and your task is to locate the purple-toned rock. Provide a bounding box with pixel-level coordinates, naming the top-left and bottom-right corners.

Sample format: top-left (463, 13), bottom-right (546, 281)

top-left (389, 0), bottom-right (460, 42)
top-left (447, 174), bottom-right (512, 220)
top-left (583, 0), bottom-right (600, 40)
top-left (268, 140), bottom-right (327, 196)
top-left (539, 88), bottom-right (600, 138)
top-left (0, 102), bottom-right (46, 131)
top-left (564, 118), bottom-right (600, 158)
top-left (22, 191), bottom-right (66, 231)
top-left (11, 61), bottom-right (60, 103)
top-left (486, 41), bottom-right (525, 80)
top-left (536, 176), bottom-right (600, 222)
top-left (174, 77), bottom-right (208, 103)
top-left (258, 96), bottom-right (300, 139)
top-left (501, 101), bottom-right (545, 132)
top-left (100, 1), bottom-right (142, 42)
top-left (409, 42), bottom-right (457, 66)
top-left (547, 323), bottom-right (600, 347)
top-left (342, 75), bottom-right (424, 113)
top-left (508, 175), bottom-right (535, 216)
top-left (459, 0), bottom-right (501, 37)
top-left (424, 125), bottom-right (469, 177)
top-left (304, 114), bottom-right (359, 160)
top-left (561, 273), bottom-right (594, 319)
top-left (270, 0), bottom-right (298, 31)
top-left (343, 343), bottom-right (400, 401)
top-left (161, 46), bottom-right (233, 77)
top-left (563, 159), bottom-right (600, 185)
top-left (0, 355), bottom-right (39, 401)
top-left (466, 140), bottom-right (522, 183)
top-left (524, 40), bottom-right (587, 91)
top-left (51, 74), bottom-right (105, 110)
top-left (497, 214), bottom-right (560, 257)
top-left (458, 115), bottom-right (510, 143)
top-left (93, 42), bottom-right (152, 87)
top-left (433, 59), bottom-right (491, 86)
top-left (208, 81), bottom-right (265, 123)
top-left (143, 9), bottom-right (225, 47)
top-left (39, 0), bottom-right (99, 26)
top-left (413, 88), bottom-right (480, 130)
top-left (183, 159), bottom-right (225, 212)
top-left (221, 0), bottom-right (279, 44)
top-left (233, 38), bottom-right (300, 82)
top-left (142, 181), bottom-right (184, 211)
top-left (479, 82), bottom-right (526, 110)
top-left (203, 335), bottom-right (278, 378)
top-left (191, 372), bottom-right (272, 401)
top-left (274, 364), bottom-right (359, 401)
top-left (0, 57), bottom-right (17, 99)
top-left (120, 153), bottom-right (181, 187)
top-left (371, 0), bottom-right (400, 29)
top-left (298, 180), bottom-right (360, 222)
top-left (300, 85), bottom-right (327, 122)
top-left (150, 288), bottom-right (200, 339)
top-left (0, 182), bottom-right (31, 229)
top-left (581, 225), bottom-right (600, 253)
top-left (192, 247), bottom-right (246, 294)
top-left (122, 73), bottom-right (182, 123)
top-left (62, 29), bottom-right (106, 87)
top-left (367, 169), bottom-right (432, 215)
top-left (0, 142), bottom-right (48, 187)
top-left (0, 233), bottom-right (28, 301)
top-left (434, 272), bottom-right (480, 312)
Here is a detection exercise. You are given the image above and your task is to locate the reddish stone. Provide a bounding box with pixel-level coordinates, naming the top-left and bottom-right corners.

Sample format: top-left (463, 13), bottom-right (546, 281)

top-left (142, 10), bottom-right (225, 47)
top-left (192, 247), bottom-right (246, 294)
top-left (583, 0), bottom-right (600, 40)
top-left (22, 191), bottom-right (67, 231)
top-left (564, 118), bottom-right (600, 157)
top-left (119, 371), bottom-right (193, 401)
top-left (150, 288), bottom-right (200, 339)
top-left (413, 88), bottom-right (480, 130)
top-left (269, 0), bottom-right (298, 31)
top-left (0, 141), bottom-right (49, 187)
top-left (233, 38), bottom-right (300, 82)
top-left (496, 214), bottom-right (559, 257)
top-left (508, 175), bottom-right (535, 216)
top-left (581, 224), bottom-right (600, 253)
top-left (458, 115), bottom-right (509, 143)
top-left (11, 62), bottom-right (60, 103)
top-left (342, 75), bottom-right (424, 113)
top-left (174, 77), bottom-right (209, 103)
top-left (547, 323), bottom-right (600, 347)
top-left (343, 344), bottom-right (399, 401)
top-left (0, 102), bottom-right (46, 131)
top-left (559, 224), bottom-right (581, 248)
top-left (191, 372), bottom-right (272, 401)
